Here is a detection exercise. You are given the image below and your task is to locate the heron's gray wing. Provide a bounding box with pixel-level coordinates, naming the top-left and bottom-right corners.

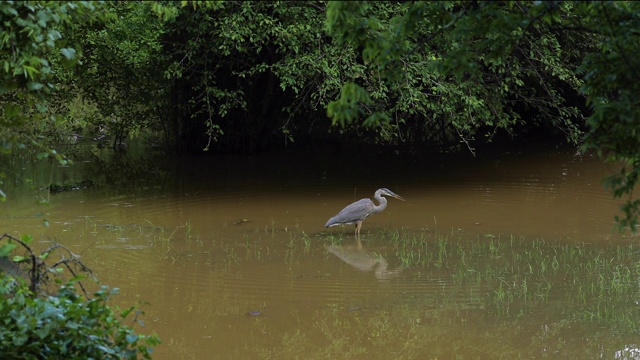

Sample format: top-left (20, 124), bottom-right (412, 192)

top-left (325, 199), bottom-right (374, 227)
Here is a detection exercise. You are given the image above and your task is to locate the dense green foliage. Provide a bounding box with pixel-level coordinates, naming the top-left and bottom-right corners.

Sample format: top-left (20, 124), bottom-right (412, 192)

top-left (0, 1), bottom-right (597, 154)
top-left (0, 277), bottom-right (159, 359)
top-left (0, 1), bottom-right (107, 201)
top-left (574, 2), bottom-right (640, 230)
top-left (0, 0), bottom-right (104, 142)
top-left (0, 233), bottom-right (159, 359)
top-left (76, 2), bottom-right (171, 150)
top-left (6, 1), bottom-right (589, 154)
top-left (326, 2), bottom-right (588, 148)
top-left (0, 1), bottom-right (90, 94)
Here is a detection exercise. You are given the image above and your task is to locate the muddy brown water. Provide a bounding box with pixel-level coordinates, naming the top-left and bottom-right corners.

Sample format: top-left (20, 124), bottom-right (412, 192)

top-left (1, 145), bottom-right (639, 359)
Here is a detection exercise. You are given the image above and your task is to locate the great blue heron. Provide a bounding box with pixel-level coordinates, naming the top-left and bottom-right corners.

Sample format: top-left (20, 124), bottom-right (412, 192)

top-left (325, 188), bottom-right (404, 237)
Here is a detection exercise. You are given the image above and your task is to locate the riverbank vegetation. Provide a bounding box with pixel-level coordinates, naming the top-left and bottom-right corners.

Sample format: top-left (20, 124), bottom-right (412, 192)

top-left (2, 1), bottom-right (640, 226)
top-left (0, 1), bottom-right (588, 153)
top-left (0, 234), bottom-right (159, 358)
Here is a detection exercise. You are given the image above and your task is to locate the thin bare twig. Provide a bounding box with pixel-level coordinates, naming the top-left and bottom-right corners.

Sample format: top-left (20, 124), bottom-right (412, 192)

top-left (0, 234), bottom-right (94, 298)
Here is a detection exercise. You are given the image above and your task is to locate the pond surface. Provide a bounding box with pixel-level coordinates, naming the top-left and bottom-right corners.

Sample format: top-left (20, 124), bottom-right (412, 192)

top-left (2, 144), bottom-right (640, 359)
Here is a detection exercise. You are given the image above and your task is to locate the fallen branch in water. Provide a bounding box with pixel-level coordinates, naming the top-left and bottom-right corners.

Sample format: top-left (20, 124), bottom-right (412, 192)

top-left (0, 233), bottom-right (95, 297)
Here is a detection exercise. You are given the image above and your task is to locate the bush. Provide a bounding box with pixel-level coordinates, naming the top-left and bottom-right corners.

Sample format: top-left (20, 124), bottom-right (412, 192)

top-left (0, 276), bottom-right (159, 359)
top-left (0, 234), bottom-right (159, 359)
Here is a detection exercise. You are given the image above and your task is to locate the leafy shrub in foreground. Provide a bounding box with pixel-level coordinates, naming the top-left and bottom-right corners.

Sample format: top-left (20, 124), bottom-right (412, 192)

top-left (0, 276), bottom-right (159, 359)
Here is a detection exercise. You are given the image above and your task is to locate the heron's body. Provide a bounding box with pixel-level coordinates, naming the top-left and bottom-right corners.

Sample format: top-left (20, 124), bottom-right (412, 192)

top-left (325, 188), bottom-right (404, 239)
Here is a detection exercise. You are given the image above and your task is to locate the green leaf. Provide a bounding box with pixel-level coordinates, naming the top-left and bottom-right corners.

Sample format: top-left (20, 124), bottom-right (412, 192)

top-left (20, 234), bottom-right (33, 244)
top-left (0, 243), bottom-right (16, 257)
top-left (60, 47), bottom-right (76, 60)
top-left (66, 321), bottom-right (80, 330)
top-left (4, 104), bottom-right (20, 118)
top-left (126, 333), bottom-right (139, 344)
top-left (27, 82), bottom-right (44, 91)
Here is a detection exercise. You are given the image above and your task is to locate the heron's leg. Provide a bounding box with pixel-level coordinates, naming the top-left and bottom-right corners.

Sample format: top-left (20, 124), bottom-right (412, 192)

top-left (355, 221), bottom-right (362, 237)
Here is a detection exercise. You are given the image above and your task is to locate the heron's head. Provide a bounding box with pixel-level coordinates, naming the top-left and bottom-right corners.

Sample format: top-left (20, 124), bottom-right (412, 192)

top-left (378, 188), bottom-right (405, 201)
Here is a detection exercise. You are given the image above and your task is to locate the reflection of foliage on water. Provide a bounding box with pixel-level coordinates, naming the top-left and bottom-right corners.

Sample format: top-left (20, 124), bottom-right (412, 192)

top-left (0, 143), bottom-right (170, 204)
top-left (267, 309), bottom-right (422, 360)
top-left (81, 146), bottom-right (170, 195)
top-left (243, 296), bottom-right (637, 359)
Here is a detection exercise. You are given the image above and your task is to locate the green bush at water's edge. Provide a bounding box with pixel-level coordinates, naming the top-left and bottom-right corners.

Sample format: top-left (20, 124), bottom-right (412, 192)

top-left (0, 275), bottom-right (159, 359)
top-left (0, 234), bottom-right (159, 359)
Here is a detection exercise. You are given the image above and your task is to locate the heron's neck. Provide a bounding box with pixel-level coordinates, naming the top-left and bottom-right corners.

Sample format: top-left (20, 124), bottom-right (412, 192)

top-left (372, 194), bottom-right (388, 213)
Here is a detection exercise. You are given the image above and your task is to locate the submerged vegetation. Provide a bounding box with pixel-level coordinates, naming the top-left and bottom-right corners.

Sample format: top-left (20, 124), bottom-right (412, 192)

top-left (366, 234), bottom-right (636, 357)
top-left (210, 226), bottom-right (640, 358)
top-left (42, 210), bottom-right (640, 334)
top-left (388, 229), bottom-right (640, 325)
top-left (103, 215), bottom-right (640, 341)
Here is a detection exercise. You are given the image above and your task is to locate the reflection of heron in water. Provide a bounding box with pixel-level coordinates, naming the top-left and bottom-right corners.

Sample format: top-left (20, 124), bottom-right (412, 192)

top-left (325, 244), bottom-right (403, 281)
top-left (325, 188), bottom-right (404, 241)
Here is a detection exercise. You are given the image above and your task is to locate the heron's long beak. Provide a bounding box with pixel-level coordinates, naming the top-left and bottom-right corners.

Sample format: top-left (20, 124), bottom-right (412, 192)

top-left (392, 194), bottom-right (405, 201)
